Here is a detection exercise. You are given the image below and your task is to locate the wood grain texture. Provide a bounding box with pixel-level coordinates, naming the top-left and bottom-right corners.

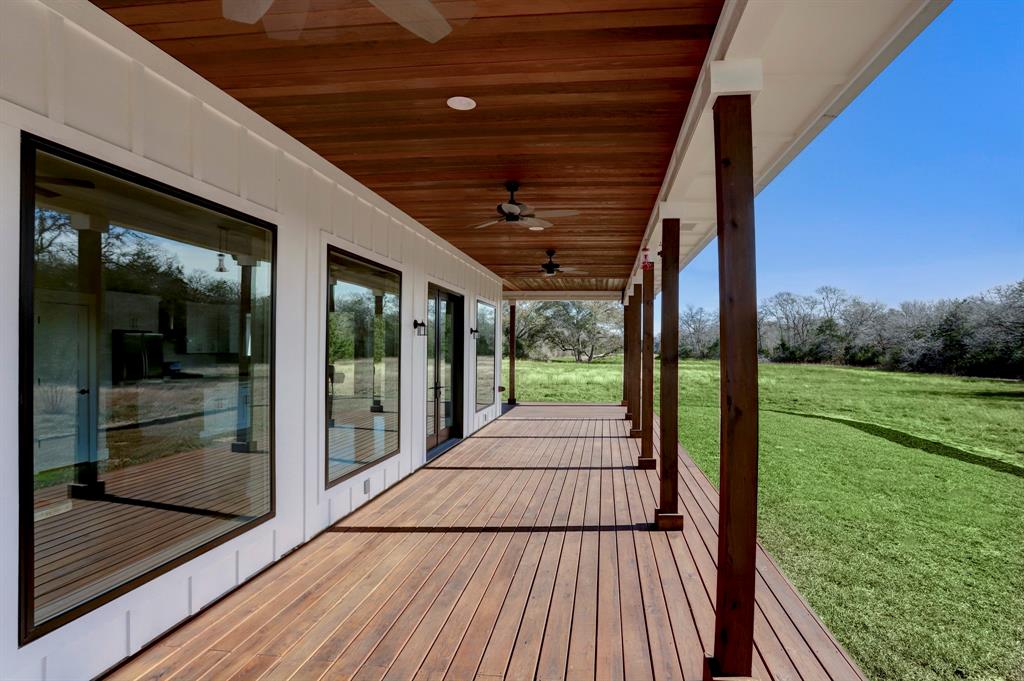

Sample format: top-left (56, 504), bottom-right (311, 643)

top-left (640, 264), bottom-right (655, 462)
top-left (90, 0), bottom-right (723, 293)
top-left (658, 218), bottom-right (680, 515)
top-left (712, 94), bottom-right (760, 677)
top-left (105, 404), bottom-right (865, 681)
top-left (624, 298), bottom-right (639, 425)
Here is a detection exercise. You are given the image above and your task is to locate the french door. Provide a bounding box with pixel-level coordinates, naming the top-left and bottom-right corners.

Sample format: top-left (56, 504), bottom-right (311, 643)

top-left (426, 284), bottom-right (462, 453)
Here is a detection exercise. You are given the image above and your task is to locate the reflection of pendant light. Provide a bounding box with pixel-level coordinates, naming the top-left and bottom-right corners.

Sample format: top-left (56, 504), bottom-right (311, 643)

top-left (215, 227), bottom-right (228, 273)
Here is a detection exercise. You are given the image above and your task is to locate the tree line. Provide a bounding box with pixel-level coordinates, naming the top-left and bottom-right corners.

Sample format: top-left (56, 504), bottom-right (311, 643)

top-left (503, 280), bottom-right (1023, 379)
top-left (681, 281), bottom-right (1024, 379)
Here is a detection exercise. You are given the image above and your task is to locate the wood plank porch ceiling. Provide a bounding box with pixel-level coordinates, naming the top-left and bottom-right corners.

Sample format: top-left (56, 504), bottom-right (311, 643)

top-left (91, 0), bottom-right (723, 293)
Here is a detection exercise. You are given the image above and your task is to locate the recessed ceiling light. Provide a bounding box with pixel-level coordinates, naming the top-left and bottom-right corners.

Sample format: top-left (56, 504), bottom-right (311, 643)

top-left (528, 226), bottom-right (544, 231)
top-left (446, 96), bottom-right (476, 111)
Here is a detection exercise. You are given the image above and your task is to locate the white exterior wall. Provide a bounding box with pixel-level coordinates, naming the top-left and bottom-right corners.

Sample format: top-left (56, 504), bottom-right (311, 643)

top-left (0, 1), bottom-right (503, 678)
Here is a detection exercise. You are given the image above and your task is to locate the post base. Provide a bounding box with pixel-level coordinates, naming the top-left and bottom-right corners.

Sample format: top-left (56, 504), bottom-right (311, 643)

top-left (507, 398), bottom-right (517, 406)
top-left (370, 403), bottom-right (384, 413)
top-left (654, 508), bottom-right (685, 530)
top-left (68, 480), bottom-right (106, 500)
top-left (630, 428), bottom-right (642, 438)
top-left (703, 656), bottom-right (757, 681)
top-left (637, 456), bottom-right (657, 470)
top-left (231, 441), bottom-right (259, 453)
top-left (624, 412), bottom-right (633, 421)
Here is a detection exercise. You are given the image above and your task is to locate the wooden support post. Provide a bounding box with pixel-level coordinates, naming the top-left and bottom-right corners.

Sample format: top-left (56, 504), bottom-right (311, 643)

top-left (629, 283), bottom-right (642, 437)
top-left (638, 263), bottom-right (656, 469)
top-left (508, 303), bottom-right (517, 406)
top-left (622, 301), bottom-right (630, 417)
top-left (655, 218), bottom-right (684, 530)
top-left (705, 94), bottom-right (760, 681)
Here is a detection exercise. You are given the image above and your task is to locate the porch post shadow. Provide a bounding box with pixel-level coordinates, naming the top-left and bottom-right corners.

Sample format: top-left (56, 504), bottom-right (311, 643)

top-left (629, 282), bottom-right (642, 438)
top-left (655, 218), bottom-right (684, 530)
top-left (638, 261), bottom-right (656, 469)
top-left (705, 93), bottom-right (760, 681)
top-left (508, 302), bottom-right (517, 406)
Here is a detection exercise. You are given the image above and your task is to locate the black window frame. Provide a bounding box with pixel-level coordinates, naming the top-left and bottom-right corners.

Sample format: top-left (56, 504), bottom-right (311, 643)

top-left (18, 132), bottom-right (277, 646)
top-left (323, 244), bottom-right (403, 489)
top-left (475, 299), bottom-right (497, 413)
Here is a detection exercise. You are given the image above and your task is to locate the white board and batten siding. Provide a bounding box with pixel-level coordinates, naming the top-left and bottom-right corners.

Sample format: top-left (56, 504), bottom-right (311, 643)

top-left (0, 1), bottom-right (504, 678)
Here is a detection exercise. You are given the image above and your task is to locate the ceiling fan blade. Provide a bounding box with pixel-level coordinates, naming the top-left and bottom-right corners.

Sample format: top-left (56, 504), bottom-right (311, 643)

top-left (499, 202), bottom-right (521, 216)
top-left (516, 203), bottom-right (535, 217)
top-left (472, 219), bottom-right (501, 230)
top-left (35, 186), bottom-right (61, 199)
top-left (558, 267), bottom-right (588, 274)
top-left (532, 209), bottom-right (579, 219)
top-left (369, 0), bottom-right (453, 43)
top-left (222, 0), bottom-right (275, 24)
top-left (38, 176), bottom-right (95, 189)
top-left (519, 217), bottom-right (553, 230)
top-left (261, 0), bottom-right (309, 40)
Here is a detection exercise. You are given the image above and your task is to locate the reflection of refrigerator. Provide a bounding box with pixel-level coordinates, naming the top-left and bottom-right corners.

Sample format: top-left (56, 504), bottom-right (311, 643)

top-left (111, 330), bottom-right (164, 383)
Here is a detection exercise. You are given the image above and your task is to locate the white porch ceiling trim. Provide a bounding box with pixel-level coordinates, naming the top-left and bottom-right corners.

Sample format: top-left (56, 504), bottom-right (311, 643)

top-left (627, 0), bottom-right (952, 299)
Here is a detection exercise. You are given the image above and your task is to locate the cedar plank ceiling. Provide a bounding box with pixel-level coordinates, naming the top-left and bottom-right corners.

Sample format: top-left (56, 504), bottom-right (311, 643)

top-left (91, 0), bottom-right (723, 293)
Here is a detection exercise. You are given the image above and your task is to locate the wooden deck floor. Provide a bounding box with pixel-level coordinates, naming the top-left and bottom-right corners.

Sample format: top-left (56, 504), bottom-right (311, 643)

top-left (107, 404), bottom-right (865, 681)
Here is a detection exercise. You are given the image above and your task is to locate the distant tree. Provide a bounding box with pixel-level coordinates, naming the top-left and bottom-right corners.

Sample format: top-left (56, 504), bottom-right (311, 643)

top-left (680, 305), bottom-right (718, 359)
top-left (502, 301), bottom-right (551, 358)
top-left (538, 300), bottom-right (623, 363)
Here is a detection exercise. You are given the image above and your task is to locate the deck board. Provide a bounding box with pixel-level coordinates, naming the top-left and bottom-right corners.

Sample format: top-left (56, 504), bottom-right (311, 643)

top-left (106, 404), bottom-right (864, 681)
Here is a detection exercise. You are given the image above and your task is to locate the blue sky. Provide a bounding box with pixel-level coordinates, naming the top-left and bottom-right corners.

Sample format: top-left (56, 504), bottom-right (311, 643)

top-left (662, 0), bottom-right (1024, 319)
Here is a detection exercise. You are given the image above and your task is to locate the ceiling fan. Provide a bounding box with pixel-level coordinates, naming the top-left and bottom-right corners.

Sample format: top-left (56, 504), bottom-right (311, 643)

top-left (471, 181), bottom-right (580, 232)
top-left (511, 249), bottom-right (588, 278)
top-left (222, 0), bottom-right (469, 43)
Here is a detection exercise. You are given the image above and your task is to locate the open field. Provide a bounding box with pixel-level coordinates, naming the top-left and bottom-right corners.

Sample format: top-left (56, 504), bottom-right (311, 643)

top-left (501, 357), bottom-right (1024, 681)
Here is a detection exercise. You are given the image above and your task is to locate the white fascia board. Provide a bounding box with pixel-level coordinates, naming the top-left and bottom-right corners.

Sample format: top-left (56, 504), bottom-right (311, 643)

top-left (627, 0), bottom-right (950, 298)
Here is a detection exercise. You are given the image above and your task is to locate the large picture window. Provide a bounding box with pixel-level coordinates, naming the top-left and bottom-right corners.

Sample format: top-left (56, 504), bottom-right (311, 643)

top-left (19, 135), bottom-right (275, 642)
top-left (475, 301), bottom-right (496, 411)
top-left (325, 248), bottom-right (401, 485)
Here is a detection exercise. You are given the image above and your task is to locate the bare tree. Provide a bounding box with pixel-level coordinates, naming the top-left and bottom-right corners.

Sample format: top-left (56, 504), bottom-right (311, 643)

top-left (816, 285), bottom-right (849, 322)
top-left (680, 305), bottom-right (718, 358)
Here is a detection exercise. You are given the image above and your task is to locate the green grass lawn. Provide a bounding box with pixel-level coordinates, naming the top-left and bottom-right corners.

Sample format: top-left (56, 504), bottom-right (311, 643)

top-left (502, 356), bottom-right (1024, 681)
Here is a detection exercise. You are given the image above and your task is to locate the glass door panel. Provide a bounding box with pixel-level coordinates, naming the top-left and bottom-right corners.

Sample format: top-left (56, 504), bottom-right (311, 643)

top-left (426, 295), bottom-right (436, 445)
top-left (426, 285), bottom-right (461, 454)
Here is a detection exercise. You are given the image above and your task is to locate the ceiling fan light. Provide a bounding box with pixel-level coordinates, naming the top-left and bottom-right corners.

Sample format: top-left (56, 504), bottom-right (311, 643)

top-left (446, 96), bottom-right (476, 111)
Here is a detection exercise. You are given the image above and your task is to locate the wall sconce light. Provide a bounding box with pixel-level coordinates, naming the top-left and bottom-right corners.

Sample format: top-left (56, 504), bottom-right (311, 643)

top-left (413, 319), bottom-right (427, 336)
top-left (641, 246), bottom-right (654, 271)
top-left (469, 327), bottom-right (479, 340)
